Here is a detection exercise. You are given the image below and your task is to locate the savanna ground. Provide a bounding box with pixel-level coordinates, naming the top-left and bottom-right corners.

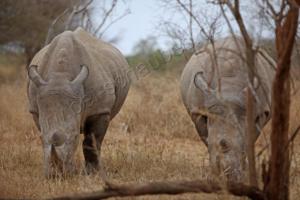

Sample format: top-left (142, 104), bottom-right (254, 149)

top-left (0, 54), bottom-right (300, 199)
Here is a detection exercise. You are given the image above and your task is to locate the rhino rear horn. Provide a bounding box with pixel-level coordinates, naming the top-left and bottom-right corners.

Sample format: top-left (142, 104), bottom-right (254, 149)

top-left (27, 65), bottom-right (47, 87)
top-left (72, 65), bottom-right (89, 85)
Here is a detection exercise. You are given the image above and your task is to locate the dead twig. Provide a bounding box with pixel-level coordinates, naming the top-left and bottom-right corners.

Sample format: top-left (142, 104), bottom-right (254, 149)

top-left (94, 0), bottom-right (118, 35)
top-left (286, 124), bottom-right (300, 150)
top-left (44, 8), bottom-right (70, 46)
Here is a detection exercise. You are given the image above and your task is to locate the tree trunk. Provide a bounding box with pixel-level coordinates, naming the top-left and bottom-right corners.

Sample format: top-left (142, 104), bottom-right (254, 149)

top-left (265, 5), bottom-right (299, 200)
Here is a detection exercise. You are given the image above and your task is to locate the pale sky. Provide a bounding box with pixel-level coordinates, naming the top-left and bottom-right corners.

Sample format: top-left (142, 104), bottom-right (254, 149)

top-left (100, 0), bottom-right (171, 55)
top-left (97, 0), bottom-right (272, 56)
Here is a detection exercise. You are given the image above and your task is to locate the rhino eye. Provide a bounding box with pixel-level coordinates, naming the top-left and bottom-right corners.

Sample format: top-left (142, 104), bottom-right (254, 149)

top-left (220, 139), bottom-right (230, 153)
top-left (209, 105), bottom-right (224, 115)
top-left (234, 104), bottom-right (246, 116)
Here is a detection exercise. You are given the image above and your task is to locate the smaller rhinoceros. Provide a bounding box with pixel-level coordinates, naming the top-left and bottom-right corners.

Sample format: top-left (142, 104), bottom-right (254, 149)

top-left (27, 28), bottom-right (130, 177)
top-left (180, 37), bottom-right (275, 182)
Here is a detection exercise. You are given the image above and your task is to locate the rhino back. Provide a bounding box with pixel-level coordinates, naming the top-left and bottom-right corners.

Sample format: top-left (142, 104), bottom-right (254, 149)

top-left (180, 53), bottom-right (206, 115)
top-left (181, 37), bottom-right (274, 117)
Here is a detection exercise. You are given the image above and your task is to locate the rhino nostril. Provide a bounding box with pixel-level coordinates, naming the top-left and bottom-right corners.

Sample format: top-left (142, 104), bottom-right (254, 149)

top-left (51, 132), bottom-right (65, 146)
top-left (264, 110), bottom-right (269, 117)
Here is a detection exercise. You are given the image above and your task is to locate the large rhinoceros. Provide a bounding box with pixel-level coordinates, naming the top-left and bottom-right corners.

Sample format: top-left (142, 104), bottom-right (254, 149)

top-left (180, 37), bottom-right (275, 182)
top-left (27, 28), bottom-right (130, 177)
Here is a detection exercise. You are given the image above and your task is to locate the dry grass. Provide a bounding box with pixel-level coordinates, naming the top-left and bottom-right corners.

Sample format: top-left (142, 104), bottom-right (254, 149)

top-left (0, 67), bottom-right (299, 199)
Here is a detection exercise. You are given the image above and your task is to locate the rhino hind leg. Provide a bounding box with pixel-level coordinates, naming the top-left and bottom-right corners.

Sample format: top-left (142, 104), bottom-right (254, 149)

top-left (192, 114), bottom-right (208, 146)
top-left (83, 114), bottom-right (110, 174)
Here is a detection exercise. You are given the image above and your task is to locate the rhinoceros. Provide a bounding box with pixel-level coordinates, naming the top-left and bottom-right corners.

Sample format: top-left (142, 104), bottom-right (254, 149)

top-left (180, 37), bottom-right (275, 182)
top-left (27, 27), bottom-right (130, 177)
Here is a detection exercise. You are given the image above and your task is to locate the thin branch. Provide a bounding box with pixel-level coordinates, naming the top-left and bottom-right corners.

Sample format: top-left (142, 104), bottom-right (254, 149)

top-left (257, 123), bottom-right (300, 157)
top-left (221, 0), bottom-right (258, 187)
top-left (65, 0), bottom-right (93, 30)
top-left (188, 0), bottom-right (196, 51)
top-left (44, 8), bottom-right (70, 45)
top-left (94, 0), bottom-right (118, 35)
top-left (98, 8), bottom-right (130, 38)
top-left (175, 0), bottom-right (210, 40)
top-left (262, 0), bottom-right (278, 18)
top-left (225, 0), bottom-right (252, 48)
top-left (74, 0), bottom-right (93, 14)
top-left (286, 124), bottom-right (300, 149)
top-left (218, 4), bottom-right (244, 59)
top-left (84, 9), bottom-right (93, 31)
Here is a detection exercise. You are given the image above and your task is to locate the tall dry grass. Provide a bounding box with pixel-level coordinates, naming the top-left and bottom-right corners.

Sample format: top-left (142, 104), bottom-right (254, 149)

top-left (0, 67), bottom-right (299, 199)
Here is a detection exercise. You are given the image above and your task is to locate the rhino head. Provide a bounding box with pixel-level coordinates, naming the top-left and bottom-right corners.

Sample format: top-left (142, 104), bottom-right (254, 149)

top-left (28, 65), bottom-right (89, 177)
top-left (194, 72), bottom-right (269, 182)
top-left (205, 103), bottom-right (247, 182)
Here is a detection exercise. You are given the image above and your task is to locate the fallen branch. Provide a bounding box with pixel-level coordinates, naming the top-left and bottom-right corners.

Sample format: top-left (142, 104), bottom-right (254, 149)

top-left (49, 179), bottom-right (265, 200)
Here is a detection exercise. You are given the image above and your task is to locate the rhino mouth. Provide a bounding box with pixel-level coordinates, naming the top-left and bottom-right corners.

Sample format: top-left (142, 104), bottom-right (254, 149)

top-left (45, 145), bottom-right (77, 178)
top-left (45, 145), bottom-right (64, 178)
top-left (50, 145), bottom-right (64, 173)
top-left (223, 165), bottom-right (244, 183)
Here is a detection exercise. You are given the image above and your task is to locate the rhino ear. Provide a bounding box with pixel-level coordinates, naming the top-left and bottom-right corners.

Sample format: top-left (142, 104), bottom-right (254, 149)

top-left (27, 65), bottom-right (47, 87)
top-left (194, 72), bottom-right (208, 90)
top-left (72, 65), bottom-right (89, 85)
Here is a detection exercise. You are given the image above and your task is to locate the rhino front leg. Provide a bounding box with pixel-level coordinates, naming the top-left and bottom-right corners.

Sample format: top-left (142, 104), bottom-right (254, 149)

top-left (192, 114), bottom-right (208, 146)
top-left (83, 114), bottom-right (110, 174)
top-left (30, 112), bottom-right (41, 131)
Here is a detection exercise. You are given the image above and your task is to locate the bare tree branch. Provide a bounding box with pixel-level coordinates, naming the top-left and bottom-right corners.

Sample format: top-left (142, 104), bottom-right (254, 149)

top-left (74, 0), bottom-right (93, 14)
top-left (219, 0), bottom-right (258, 187)
top-left (175, 0), bottom-right (210, 40)
top-left (44, 8), bottom-right (70, 46)
top-left (94, 0), bottom-right (118, 35)
top-left (98, 8), bottom-right (130, 38)
top-left (188, 0), bottom-right (196, 51)
top-left (286, 124), bottom-right (300, 149)
top-left (262, 0), bottom-right (278, 18)
top-left (257, 123), bottom-right (300, 158)
top-left (65, 0), bottom-right (93, 30)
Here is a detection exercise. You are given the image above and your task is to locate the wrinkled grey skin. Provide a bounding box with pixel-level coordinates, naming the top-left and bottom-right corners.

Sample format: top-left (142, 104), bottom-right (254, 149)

top-left (27, 28), bottom-right (130, 177)
top-left (180, 37), bottom-right (274, 182)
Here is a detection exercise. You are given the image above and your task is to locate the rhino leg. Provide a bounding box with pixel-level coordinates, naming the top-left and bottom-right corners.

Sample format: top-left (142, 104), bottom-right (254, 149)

top-left (83, 114), bottom-right (110, 174)
top-left (31, 112), bottom-right (41, 131)
top-left (192, 114), bottom-right (208, 146)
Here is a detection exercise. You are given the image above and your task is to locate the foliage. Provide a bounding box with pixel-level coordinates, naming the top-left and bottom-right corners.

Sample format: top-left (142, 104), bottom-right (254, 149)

top-left (0, 0), bottom-right (77, 63)
top-left (126, 36), bottom-right (194, 72)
